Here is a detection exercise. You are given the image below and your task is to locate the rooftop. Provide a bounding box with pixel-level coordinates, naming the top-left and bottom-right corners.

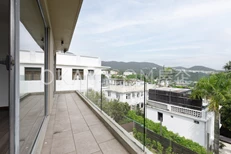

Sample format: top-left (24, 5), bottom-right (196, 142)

top-left (106, 84), bottom-right (154, 93)
top-left (153, 87), bottom-right (191, 93)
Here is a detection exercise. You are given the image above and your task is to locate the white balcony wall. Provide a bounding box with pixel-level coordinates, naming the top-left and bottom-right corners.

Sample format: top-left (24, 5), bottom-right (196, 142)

top-left (147, 106), bottom-right (214, 148)
top-left (19, 51), bottom-right (103, 95)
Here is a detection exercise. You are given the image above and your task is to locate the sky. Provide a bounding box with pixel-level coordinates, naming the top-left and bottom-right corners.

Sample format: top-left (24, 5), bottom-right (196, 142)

top-left (20, 0), bottom-right (231, 70)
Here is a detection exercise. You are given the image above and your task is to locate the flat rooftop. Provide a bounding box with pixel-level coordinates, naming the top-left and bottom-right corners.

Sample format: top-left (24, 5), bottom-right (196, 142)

top-left (152, 87), bottom-right (191, 93)
top-left (106, 84), bottom-right (154, 93)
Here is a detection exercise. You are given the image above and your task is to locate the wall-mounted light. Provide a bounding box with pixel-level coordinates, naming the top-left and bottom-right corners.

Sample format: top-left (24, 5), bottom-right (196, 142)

top-left (64, 48), bottom-right (67, 53)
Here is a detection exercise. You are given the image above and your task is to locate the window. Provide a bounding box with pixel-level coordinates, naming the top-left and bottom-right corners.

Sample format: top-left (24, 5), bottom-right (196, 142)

top-left (194, 120), bottom-right (199, 124)
top-left (56, 68), bottom-right (62, 80)
top-left (88, 70), bottom-right (94, 76)
top-left (137, 92), bottom-right (140, 97)
top-left (158, 112), bottom-right (163, 122)
top-left (108, 91), bottom-right (111, 97)
top-left (116, 93), bottom-right (120, 99)
top-left (72, 69), bottom-right (84, 80)
top-left (141, 103), bottom-right (144, 108)
top-left (126, 93), bottom-right (131, 99)
top-left (25, 67), bottom-right (41, 80)
top-left (132, 92), bottom-right (135, 98)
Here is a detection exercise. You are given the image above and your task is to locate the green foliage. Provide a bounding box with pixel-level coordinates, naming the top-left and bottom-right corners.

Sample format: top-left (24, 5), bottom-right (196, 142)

top-left (86, 90), bottom-right (130, 123)
top-left (135, 106), bottom-right (143, 116)
top-left (125, 74), bottom-right (137, 79)
top-left (223, 61), bottom-right (231, 71)
top-left (191, 72), bottom-right (231, 113)
top-left (165, 146), bottom-right (172, 154)
top-left (127, 110), bottom-right (208, 154)
top-left (111, 74), bottom-right (124, 79)
top-left (157, 142), bottom-right (163, 154)
top-left (220, 101), bottom-right (231, 131)
top-left (191, 72), bottom-right (231, 154)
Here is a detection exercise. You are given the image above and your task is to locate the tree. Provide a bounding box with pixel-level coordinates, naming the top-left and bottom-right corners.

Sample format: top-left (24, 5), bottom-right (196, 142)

top-left (220, 100), bottom-right (231, 131)
top-left (223, 61), bottom-right (231, 71)
top-left (86, 90), bottom-right (130, 122)
top-left (191, 72), bottom-right (231, 154)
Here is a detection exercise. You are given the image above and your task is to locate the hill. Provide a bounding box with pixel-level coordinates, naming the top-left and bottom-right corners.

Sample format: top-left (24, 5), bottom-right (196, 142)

top-left (102, 61), bottom-right (216, 72)
top-left (102, 61), bottom-right (162, 73)
top-left (188, 66), bottom-right (215, 71)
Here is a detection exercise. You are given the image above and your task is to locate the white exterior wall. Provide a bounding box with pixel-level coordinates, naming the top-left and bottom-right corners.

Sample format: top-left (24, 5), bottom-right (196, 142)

top-left (20, 64), bottom-right (45, 95)
top-left (105, 91), bottom-right (144, 106)
top-left (19, 51), bottom-right (103, 95)
top-left (147, 106), bottom-right (214, 148)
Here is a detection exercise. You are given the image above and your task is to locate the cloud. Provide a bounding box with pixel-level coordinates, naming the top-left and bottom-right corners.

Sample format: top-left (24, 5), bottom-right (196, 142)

top-left (171, 0), bottom-right (231, 20)
top-left (20, 0), bottom-right (231, 70)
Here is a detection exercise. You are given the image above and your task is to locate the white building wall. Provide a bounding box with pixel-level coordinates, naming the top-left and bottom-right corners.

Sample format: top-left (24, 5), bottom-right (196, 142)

top-left (104, 91), bottom-right (145, 106)
top-left (147, 107), bottom-right (207, 147)
top-left (20, 64), bottom-right (45, 95)
top-left (19, 51), bottom-right (103, 95)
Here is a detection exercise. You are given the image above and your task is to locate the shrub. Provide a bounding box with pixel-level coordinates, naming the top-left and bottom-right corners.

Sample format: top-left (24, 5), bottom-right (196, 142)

top-left (165, 146), bottom-right (172, 154)
top-left (156, 142), bottom-right (163, 154)
top-left (127, 110), bottom-right (208, 154)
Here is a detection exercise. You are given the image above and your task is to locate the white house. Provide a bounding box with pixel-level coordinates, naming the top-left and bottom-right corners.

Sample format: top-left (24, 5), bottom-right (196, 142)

top-left (146, 87), bottom-right (217, 149)
top-left (123, 71), bottom-right (137, 76)
top-left (20, 50), bottom-right (109, 95)
top-left (104, 79), bottom-right (154, 109)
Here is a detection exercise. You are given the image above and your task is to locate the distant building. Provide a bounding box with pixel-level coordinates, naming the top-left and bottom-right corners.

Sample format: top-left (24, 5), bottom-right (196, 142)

top-left (123, 71), bottom-right (136, 76)
top-left (147, 87), bottom-right (218, 149)
top-left (103, 79), bottom-right (154, 109)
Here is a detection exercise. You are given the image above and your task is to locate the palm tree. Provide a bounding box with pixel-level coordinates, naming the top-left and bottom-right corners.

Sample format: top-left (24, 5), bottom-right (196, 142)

top-left (223, 61), bottom-right (231, 71)
top-left (191, 72), bottom-right (231, 154)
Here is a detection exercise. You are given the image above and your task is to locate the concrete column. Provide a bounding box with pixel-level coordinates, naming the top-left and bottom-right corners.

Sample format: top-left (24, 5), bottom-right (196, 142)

top-left (47, 29), bottom-right (54, 114)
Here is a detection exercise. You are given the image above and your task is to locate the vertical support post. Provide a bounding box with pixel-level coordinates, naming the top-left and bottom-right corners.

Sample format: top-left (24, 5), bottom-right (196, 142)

top-left (54, 53), bottom-right (56, 94)
top-left (87, 74), bottom-right (88, 96)
top-left (101, 75), bottom-right (103, 110)
top-left (143, 74), bottom-right (146, 151)
top-left (44, 27), bottom-right (49, 116)
top-left (10, 0), bottom-right (20, 153)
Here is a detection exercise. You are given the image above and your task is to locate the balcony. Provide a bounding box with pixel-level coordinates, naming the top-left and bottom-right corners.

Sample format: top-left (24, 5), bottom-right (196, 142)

top-left (41, 92), bottom-right (130, 154)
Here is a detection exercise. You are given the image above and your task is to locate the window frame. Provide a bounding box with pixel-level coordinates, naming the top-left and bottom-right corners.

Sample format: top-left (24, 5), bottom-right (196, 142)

top-left (24, 67), bottom-right (41, 81)
top-left (72, 69), bottom-right (84, 80)
top-left (56, 68), bottom-right (62, 80)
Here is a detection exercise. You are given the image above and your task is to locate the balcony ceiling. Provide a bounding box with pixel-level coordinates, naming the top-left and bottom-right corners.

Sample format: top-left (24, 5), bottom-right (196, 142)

top-left (20, 0), bottom-right (45, 49)
top-left (20, 0), bottom-right (83, 51)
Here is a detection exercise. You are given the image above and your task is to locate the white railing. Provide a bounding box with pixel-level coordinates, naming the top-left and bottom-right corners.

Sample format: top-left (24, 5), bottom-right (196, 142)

top-left (171, 106), bottom-right (202, 118)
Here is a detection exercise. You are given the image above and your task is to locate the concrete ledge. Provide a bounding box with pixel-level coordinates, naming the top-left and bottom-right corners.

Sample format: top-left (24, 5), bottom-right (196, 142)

top-left (55, 90), bottom-right (76, 94)
top-left (76, 91), bottom-right (152, 154)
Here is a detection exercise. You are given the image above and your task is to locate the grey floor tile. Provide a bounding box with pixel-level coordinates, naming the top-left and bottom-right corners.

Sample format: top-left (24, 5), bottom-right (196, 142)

top-left (90, 124), bottom-right (114, 143)
top-left (71, 118), bottom-right (89, 134)
top-left (73, 131), bottom-right (100, 154)
top-left (51, 137), bottom-right (76, 154)
top-left (83, 114), bottom-right (102, 126)
top-left (99, 139), bottom-right (129, 154)
top-left (53, 130), bottom-right (73, 139)
top-left (91, 151), bottom-right (103, 154)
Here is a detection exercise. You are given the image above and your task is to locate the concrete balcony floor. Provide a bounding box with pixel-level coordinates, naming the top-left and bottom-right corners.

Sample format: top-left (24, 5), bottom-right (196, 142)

top-left (41, 92), bottom-right (129, 154)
